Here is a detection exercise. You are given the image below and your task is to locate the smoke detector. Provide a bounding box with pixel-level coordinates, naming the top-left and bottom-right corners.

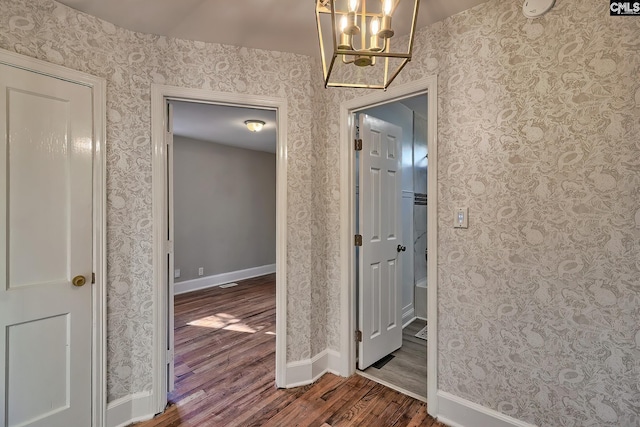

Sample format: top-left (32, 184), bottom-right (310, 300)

top-left (523, 0), bottom-right (555, 18)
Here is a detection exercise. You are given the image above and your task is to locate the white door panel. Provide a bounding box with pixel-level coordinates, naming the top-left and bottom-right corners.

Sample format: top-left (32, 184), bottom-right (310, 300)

top-left (0, 64), bottom-right (93, 427)
top-left (358, 114), bottom-right (403, 370)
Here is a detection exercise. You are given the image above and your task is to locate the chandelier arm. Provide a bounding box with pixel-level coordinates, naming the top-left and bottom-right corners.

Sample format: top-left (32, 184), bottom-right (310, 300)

top-left (341, 55), bottom-right (356, 65)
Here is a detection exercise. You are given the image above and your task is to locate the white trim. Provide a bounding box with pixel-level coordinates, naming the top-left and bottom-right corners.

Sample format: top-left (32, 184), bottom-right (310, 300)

top-left (437, 391), bottom-right (538, 427)
top-left (339, 75), bottom-right (438, 416)
top-left (416, 277), bottom-right (428, 288)
top-left (0, 48), bottom-right (107, 427)
top-left (401, 191), bottom-right (414, 329)
top-left (426, 75), bottom-right (439, 417)
top-left (357, 371), bottom-right (426, 403)
top-left (285, 350), bottom-right (342, 388)
top-left (174, 264), bottom-right (276, 295)
top-left (105, 392), bottom-right (156, 427)
top-left (91, 58), bottom-right (108, 427)
top-left (151, 84), bottom-right (288, 416)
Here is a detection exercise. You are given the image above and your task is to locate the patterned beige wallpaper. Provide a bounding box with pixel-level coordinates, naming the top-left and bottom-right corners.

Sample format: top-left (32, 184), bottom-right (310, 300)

top-left (0, 0), bottom-right (319, 401)
top-left (1, 0), bottom-right (639, 424)
top-left (323, 0), bottom-right (640, 425)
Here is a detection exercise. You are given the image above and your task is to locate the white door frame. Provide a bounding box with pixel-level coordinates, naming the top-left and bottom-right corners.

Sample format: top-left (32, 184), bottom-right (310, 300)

top-left (0, 48), bottom-right (107, 427)
top-left (151, 84), bottom-right (288, 414)
top-left (339, 75), bottom-right (438, 415)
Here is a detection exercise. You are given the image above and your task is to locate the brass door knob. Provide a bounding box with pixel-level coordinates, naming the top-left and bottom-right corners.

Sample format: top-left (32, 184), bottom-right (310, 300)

top-left (72, 275), bottom-right (87, 287)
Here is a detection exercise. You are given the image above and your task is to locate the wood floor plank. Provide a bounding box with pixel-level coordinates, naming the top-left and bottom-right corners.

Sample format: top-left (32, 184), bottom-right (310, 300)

top-left (133, 274), bottom-right (444, 427)
top-left (362, 318), bottom-right (427, 398)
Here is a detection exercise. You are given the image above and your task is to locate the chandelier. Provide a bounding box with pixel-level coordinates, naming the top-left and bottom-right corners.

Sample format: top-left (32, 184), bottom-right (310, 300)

top-left (315, 0), bottom-right (419, 89)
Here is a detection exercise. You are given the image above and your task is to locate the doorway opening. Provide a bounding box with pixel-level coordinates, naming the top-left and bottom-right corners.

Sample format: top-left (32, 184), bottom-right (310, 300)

top-left (168, 101), bottom-right (277, 404)
top-left (338, 75), bottom-right (438, 416)
top-left (355, 95), bottom-right (428, 401)
top-left (151, 86), bottom-right (288, 415)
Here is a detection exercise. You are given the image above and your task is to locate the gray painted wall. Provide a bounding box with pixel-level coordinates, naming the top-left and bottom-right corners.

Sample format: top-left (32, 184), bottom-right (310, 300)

top-left (173, 135), bottom-right (276, 282)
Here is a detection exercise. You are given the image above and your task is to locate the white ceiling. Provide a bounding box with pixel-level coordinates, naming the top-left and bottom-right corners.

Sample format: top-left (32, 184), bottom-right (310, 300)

top-left (172, 102), bottom-right (277, 153)
top-left (56, 0), bottom-right (490, 56)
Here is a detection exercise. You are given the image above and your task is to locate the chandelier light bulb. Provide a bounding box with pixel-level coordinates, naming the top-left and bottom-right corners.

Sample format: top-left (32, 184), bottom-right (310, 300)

top-left (379, 0), bottom-right (394, 38)
top-left (340, 15), bottom-right (348, 32)
top-left (371, 17), bottom-right (379, 35)
top-left (383, 0), bottom-right (392, 16)
top-left (369, 17), bottom-right (382, 51)
top-left (339, 15), bottom-right (351, 48)
top-left (345, 0), bottom-right (360, 34)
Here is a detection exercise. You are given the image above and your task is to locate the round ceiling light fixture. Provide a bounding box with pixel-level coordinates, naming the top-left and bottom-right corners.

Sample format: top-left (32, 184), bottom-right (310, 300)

top-left (245, 120), bottom-right (266, 132)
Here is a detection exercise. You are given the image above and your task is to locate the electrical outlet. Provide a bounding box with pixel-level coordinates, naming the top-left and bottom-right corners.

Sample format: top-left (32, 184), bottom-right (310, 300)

top-left (174, 269), bottom-right (180, 279)
top-left (198, 267), bottom-right (204, 276)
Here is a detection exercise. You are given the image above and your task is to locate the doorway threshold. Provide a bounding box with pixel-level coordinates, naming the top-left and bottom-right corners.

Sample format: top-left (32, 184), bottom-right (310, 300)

top-left (356, 370), bottom-right (426, 403)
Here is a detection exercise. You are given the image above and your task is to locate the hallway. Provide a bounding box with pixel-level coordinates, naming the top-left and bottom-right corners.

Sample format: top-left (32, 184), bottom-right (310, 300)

top-left (134, 275), bottom-right (441, 426)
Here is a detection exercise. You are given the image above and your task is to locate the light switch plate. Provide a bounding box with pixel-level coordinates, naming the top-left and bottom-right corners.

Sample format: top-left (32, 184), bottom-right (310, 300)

top-left (454, 207), bottom-right (469, 229)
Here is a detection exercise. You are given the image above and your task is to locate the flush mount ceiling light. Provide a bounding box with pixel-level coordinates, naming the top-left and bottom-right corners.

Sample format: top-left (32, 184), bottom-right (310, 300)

top-left (315, 0), bottom-right (419, 89)
top-left (244, 120), bottom-right (266, 132)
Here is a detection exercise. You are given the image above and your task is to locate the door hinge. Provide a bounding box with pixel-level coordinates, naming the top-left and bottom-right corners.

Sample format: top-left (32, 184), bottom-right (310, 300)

top-left (355, 234), bottom-right (362, 246)
top-left (91, 272), bottom-right (95, 284)
top-left (354, 139), bottom-right (362, 151)
top-left (355, 330), bottom-right (362, 342)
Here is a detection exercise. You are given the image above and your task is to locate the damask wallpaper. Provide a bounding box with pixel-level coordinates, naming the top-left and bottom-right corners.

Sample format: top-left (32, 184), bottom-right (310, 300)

top-left (323, 0), bottom-right (640, 425)
top-left (0, 0), bottom-right (320, 401)
top-left (1, 0), bottom-right (639, 425)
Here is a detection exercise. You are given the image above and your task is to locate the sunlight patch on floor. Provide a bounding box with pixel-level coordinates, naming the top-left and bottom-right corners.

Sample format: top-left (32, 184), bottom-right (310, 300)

top-left (188, 313), bottom-right (257, 333)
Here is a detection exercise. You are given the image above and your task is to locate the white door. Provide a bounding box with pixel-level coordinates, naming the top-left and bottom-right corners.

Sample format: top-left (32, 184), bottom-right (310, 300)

top-left (0, 63), bottom-right (93, 427)
top-left (358, 113), bottom-right (403, 370)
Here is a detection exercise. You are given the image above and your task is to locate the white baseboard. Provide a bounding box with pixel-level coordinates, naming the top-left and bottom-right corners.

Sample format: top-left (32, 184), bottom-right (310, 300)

top-left (285, 349), bottom-right (341, 388)
top-left (106, 391), bottom-right (156, 427)
top-left (402, 308), bottom-right (416, 328)
top-left (174, 263), bottom-right (276, 295)
top-left (437, 391), bottom-right (537, 427)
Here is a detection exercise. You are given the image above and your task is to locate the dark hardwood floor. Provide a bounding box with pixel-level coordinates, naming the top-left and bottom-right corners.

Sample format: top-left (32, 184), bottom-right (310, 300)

top-left (134, 274), bottom-right (444, 427)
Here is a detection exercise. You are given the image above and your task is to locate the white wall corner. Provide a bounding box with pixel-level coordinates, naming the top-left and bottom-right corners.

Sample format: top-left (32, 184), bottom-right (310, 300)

top-left (402, 306), bottom-right (415, 328)
top-left (285, 349), bottom-right (342, 388)
top-left (174, 263), bottom-right (276, 295)
top-left (437, 391), bottom-right (537, 427)
top-left (106, 392), bottom-right (156, 427)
